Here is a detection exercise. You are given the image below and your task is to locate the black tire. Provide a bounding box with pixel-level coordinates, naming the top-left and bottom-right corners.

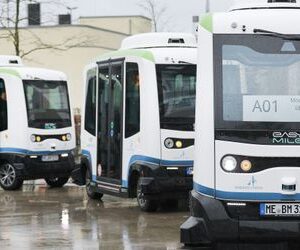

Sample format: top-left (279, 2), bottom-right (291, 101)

top-left (85, 168), bottom-right (103, 199)
top-left (0, 163), bottom-right (23, 190)
top-left (137, 177), bottom-right (159, 212)
top-left (45, 177), bottom-right (69, 188)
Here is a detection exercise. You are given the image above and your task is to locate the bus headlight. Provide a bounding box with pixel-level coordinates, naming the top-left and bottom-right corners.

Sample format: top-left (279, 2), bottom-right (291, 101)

top-left (241, 160), bottom-right (252, 172)
top-left (221, 156), bottom-right (237, 172)
top-left (31, 135), bottom-right (42, 142)
top-left (66, 133), bottom-right (72, 141)
top-left (30, 135), bottom-right (36, 142)
top-left (175, 140), bottom-right (183, 148)
top-left (164, 138), bottom-right (174, 149)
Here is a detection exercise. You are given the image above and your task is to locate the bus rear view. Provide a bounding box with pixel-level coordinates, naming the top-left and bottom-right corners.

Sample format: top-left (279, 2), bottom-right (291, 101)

top-left (181, 0), bottom-right (300, 246)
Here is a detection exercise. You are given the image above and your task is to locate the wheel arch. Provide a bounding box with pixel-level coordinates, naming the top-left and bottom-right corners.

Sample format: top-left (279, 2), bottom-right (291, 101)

top-left (80, 155), bottom-right (92, 185)
top-left (128, 163), bottom-right (157, 198)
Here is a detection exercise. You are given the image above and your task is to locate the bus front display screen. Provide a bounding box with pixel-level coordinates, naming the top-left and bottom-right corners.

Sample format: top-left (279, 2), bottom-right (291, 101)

top-left (23, 80), bottom-right (71, 129)
top-left (243, 95), bottom-right (300, 122)
top-left (215, 34), bottom-right (300, 129)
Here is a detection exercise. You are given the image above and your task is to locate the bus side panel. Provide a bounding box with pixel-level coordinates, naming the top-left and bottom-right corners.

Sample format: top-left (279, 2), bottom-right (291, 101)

top-left (80, 66), bottom-right (98, 181)
top-left (0, 75), bottom-right (27, 152)
top-left (81, 130), bottom-right (97, 178)
top-left (122, 59), bottom-right (161, 187)
top-left (193, 27), bottom-right (215, 195)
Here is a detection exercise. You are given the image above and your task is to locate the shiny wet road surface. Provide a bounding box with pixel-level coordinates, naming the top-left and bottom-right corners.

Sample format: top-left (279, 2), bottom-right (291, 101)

top-left (1, 185), bottom-right (300, 250)
top-left (0, 185), bottom-right (188, 250)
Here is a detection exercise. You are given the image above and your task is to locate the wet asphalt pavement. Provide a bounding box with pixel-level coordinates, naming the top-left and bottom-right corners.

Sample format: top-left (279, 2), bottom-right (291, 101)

top-left (0, 184), bottom-right (189, 250)
top-left (1, 185), bottom-right (300, 250)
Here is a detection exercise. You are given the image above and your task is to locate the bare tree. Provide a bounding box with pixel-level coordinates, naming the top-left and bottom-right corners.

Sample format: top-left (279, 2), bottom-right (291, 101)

top-left (138, 0), bottom-right (169, 32)
top-left (0, 0), bottom-right (95, 58)
top-left (205, 0), bottom-right (210, 13)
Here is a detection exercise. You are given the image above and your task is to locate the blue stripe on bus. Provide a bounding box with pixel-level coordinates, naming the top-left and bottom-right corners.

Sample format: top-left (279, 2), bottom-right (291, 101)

top-left (194, 182), bottom-right (300, 201)
top-left (81, 149), bottom-right (193, 188)
top-left (129, 155), bottom-right (193, 167)
top-left (0, 147), bottom-right (73, 155)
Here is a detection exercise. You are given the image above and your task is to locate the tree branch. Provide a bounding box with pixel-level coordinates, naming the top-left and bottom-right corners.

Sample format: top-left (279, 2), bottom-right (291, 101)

top-left (137, 0), bottom-right (170, 32)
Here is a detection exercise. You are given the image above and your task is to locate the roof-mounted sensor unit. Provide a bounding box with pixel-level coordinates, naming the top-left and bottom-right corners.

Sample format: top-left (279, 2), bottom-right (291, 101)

top-left (0, 56), bottom-right (23, 67)
top-left (168, 38), bottom-right (185, 44)
top-left (121, 33), bottom-right (196, 49)
top-left (268, 0), bottom-right (296, 2)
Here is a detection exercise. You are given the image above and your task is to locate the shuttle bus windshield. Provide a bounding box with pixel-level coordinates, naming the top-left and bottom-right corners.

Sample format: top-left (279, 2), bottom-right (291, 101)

top-left (156, 64), bottom-right (196, 131)
top-left (23, 80), bottom-right (71, 129)
top-left (215, 35), bottom-right (300, 131)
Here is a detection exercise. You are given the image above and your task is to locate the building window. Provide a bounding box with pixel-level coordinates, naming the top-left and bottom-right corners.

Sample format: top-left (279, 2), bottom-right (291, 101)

top-left (85, 71), bottom-right (97, 135)
top-left (0, 79), bottom-right (7, 131)
top-left (125, 63), bottom-right (140, 138)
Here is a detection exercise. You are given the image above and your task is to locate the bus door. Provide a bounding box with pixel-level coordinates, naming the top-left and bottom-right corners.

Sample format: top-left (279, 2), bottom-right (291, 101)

top-left (97, 60), bottom-right (124, 188)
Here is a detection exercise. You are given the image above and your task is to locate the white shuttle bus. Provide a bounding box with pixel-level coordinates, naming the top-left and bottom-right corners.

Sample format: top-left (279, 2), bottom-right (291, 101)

top-left (181, 0), bottom-right (300, 245)
top-left (0, 56), bottom-right (76, 190)
top-left (73, 33), bottom-right (197, 211)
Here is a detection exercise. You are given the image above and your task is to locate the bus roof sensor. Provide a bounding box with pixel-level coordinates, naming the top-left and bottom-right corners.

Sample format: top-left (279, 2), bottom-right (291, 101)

top-left (0, 55), bottom-right (23, 67)
top-left (168, 38), bottom-right (185, 44)
top-left (121, 33), bottom-right (196, 49)
top-left (268, 0), bottom-right (296, 3)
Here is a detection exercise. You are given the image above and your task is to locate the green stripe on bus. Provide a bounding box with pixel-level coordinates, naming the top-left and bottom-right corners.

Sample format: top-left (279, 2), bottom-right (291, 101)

top-left (200, 13), bottom-right (213, 33)
top-left (0, 68), bottom-right (21, 78)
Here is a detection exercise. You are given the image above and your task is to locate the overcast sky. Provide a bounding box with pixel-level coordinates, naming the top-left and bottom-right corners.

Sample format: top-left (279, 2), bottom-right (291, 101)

top-left (57, 0), bottom-right (237, 32)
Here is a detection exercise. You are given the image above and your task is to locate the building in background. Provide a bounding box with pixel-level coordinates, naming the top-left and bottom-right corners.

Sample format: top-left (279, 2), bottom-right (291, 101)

top-left (0, 15), bottom-right (152, 110)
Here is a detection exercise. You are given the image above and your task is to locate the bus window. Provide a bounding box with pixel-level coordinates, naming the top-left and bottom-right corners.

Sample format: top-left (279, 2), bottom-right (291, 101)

top-left (84, 72), bottom-right (97, 135)
top-left (156, 64), bottom-right (196, 130)
top-left (0, 79), bottom-right (7, 131)
top-left (125, 63), bottom-right (140, 138)
top-left (221, 43), bottom-right (300, 125)
top-left (24, 80), bottom-right (71, 129)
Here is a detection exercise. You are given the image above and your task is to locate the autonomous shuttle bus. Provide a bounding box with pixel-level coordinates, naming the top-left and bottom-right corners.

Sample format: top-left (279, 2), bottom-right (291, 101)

top-left (181, 0), bottom-right (300, 245)
top-left (75, 33), bottom-right (197, 211)
top-left (0, 56), bottom-right (76, 190)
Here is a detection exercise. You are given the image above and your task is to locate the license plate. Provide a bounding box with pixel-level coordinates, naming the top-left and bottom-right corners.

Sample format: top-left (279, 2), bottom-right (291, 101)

top-left (41, 155), bottom-right (59, 162)
top-left (260, 203), bottom-right (300, 216)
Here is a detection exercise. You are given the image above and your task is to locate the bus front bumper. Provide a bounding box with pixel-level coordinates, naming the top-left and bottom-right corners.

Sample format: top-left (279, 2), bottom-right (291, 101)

top-left (139, 175), bottom-right (193, 200)
top-left (180, 190), bottom-right (300, 245)
top-left (14, 153), bottom-right (75, 180)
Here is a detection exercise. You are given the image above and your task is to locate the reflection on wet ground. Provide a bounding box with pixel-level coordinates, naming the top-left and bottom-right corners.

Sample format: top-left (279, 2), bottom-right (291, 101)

top-left (1, 185), bottom-right (300, 250)
top-left (0, 185), bottom-right (189, 250)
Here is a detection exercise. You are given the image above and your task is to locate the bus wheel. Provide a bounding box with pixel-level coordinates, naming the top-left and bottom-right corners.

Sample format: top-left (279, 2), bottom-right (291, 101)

top-left (0, 163), bottom-right (23, 190)
top-left (137, 177), bottom-right (158, 212)
top-left (85, 168), bottom-right (103, 199)
top-left (45, 177), bottom-right (69, 188)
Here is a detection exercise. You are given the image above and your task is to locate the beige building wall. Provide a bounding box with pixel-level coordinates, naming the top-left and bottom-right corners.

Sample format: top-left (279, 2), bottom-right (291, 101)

top-left (0, 16), bottom-right (151, 111)
top-left (79, 16), bottom-right (152, 35)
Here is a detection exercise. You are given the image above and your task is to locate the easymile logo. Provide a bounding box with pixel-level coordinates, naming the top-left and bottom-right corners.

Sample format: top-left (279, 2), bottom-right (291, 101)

top-left (272, 132), bottom-right (300, 144)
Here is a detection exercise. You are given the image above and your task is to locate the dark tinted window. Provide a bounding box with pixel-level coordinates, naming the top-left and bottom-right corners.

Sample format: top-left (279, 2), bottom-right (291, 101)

top-left (85, 71), bottom-right (97, 135)
top-left (125, 63), bottom-right (140, 138)
top-left (23, 80), bottom-right (71, 129)
top-left (0, 79), bottom-right (7, 131)
top-left (156, 64), bottom-right (196, 131)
